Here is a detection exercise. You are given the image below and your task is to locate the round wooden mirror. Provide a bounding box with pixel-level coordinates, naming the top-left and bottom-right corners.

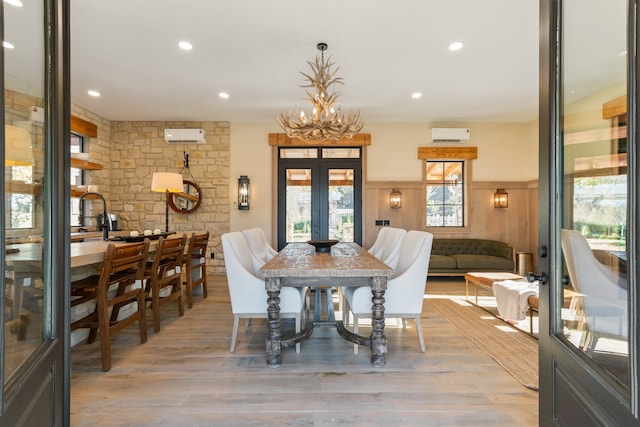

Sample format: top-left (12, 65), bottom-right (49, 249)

top-left (167, 179), bottom-right (202, 214)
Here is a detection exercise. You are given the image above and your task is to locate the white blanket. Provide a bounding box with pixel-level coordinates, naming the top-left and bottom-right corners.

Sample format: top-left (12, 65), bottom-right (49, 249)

top-left (492, 280), bottom-right (539, 321)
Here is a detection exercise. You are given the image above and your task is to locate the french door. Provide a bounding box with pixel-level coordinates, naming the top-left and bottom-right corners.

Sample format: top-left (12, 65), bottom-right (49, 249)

top-left (539, 0), bottom-right (640, 424)
top-left (277, 147), bottom-right (362, 250)
top-left (1, 0), bottom-right (69, 425)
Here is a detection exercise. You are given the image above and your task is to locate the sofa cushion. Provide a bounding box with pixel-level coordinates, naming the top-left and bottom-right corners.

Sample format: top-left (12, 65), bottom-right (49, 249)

top-left (451, 254), bottom-right (514, 271)
top-left (429, 254), bottom-right (457, 270)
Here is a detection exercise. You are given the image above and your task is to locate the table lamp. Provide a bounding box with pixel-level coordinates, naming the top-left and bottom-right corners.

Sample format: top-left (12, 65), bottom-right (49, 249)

top-left (151, 172), bottom-right (184, 232)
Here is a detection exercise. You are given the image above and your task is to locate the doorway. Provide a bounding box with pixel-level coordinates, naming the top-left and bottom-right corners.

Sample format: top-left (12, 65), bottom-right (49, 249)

top-left (277, 147), bottom-right (362, 250)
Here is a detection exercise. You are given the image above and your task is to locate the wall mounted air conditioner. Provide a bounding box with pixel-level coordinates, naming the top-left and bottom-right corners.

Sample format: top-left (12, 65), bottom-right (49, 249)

top-left (30, 106), bottom-right (45, 124)
top-left (164, 128), bottom-right (206, 144)
top-left (430, 127), bottom-right (470, 142)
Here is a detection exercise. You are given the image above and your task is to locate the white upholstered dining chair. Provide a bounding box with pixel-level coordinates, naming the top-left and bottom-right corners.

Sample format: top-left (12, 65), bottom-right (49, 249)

top-left (561, 229), bottom-right (628, 355)
top-left (370, 227), bottom-right (407, 272)
top-left (342, 230), bottom-right (433, 354)
top-left (241, 227), bottom-right (278, 273)
top-left (342, 227), bottom-right (407, 324)
top-left (222, 231), bottom-right (307, 353)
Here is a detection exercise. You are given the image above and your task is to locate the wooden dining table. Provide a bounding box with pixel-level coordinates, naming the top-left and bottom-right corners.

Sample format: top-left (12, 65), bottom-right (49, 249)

top-left (259, 242), bottom-right (393, 368)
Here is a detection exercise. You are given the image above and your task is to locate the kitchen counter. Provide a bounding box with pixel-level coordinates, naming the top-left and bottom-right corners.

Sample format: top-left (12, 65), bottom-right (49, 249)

top-left (70, 230), bottom-right (128, 242)
top-left (9, 231), bottom-right (189, 267)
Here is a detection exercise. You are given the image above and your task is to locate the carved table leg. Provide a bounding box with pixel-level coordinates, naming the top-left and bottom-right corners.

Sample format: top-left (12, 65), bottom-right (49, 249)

top-left (370, 276), bottom-right (387, 367)
top-left (265, 277), bottom-right (282, 368)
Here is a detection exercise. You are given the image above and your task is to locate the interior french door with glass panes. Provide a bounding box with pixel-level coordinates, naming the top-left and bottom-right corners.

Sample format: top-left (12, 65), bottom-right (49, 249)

top-left (277, 147), bottom-right (362, 250)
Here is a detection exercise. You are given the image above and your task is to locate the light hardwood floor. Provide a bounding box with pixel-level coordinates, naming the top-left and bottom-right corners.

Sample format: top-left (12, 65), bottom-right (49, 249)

top-left (70, 276), bottom-right (538, 426)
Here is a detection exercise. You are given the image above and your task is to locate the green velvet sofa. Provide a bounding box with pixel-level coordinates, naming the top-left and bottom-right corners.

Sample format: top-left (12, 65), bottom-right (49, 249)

top-left (429, 238), bottom-right (516, 276)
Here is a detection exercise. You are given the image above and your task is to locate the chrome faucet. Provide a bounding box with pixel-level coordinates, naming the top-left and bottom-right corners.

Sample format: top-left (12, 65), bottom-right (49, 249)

top-left (78, 192), bottom-right (109, 240)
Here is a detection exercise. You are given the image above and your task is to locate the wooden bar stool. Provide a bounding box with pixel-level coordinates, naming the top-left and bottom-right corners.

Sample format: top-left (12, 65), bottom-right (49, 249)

top-left (144, 234), bottom-right (187, 332)
top-left (183, 231), bottom-right (209, 308)
top-left (70, 239), bottom-right (150, 372)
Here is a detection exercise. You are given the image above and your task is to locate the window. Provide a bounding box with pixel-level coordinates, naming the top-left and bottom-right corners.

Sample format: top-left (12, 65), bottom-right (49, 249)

top-left (8, 165), bottom-right (34, 229)
top-left (425, 160), bottom-right (465, 227)
top-left (70, 133), bottom-right (85, 226)
top-left (419, 146), bottom-right (477, 230)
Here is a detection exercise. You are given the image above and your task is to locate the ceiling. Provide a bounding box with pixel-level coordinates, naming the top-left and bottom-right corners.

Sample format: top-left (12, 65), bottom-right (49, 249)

top-left (8, 0), bottom-right (542, 124)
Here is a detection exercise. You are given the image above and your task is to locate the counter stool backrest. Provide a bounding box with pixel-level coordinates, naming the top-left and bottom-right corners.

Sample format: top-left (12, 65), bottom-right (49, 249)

top-left (183, 231), bottom-right (210, 308)
top-left (70, 239), bottom-right (150, 371)
top-left (145, 234), bottom-right (187, 333)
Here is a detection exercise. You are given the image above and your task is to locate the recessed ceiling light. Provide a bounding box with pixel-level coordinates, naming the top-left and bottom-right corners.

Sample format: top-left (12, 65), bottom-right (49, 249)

top-left (3, 41), bottom-right (15, 49)
top-left (449, 41), bottom-right (464, 51)
top-left (178, 41), bottom-right (193, 51)
top-left (219, 92), bottom-right (230, 99)
top-left (3, 0), bottom-right (24, 7)
top-left (411, 92), bottom-right (422, 99)
top-left (87, 90), bottom-right (101, 97)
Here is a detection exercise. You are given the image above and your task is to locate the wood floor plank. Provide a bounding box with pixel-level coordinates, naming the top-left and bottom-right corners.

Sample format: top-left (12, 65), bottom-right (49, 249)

top-left (70, 276), bottom-right (538, 426)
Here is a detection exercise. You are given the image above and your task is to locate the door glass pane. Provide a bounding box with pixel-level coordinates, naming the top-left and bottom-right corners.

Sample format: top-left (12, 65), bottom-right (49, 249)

top-left (328, 169), bottom-right (354, 242)
top-left (322, 148), bottom-right (360, 159)
top-left (4, 0), bottom-right (46, 383)
top-left (280, 148), bottom-right (318, 159)
top-left (285, 169), bottom-right (312, 242)
top-left (560, 0), bottom-right (629, 388)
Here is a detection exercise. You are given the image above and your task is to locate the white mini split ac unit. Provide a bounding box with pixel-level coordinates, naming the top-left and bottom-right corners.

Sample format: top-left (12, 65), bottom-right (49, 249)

top-left (30, 106), bottom-right (45, 124)
top-left (164, 128), bottom-right (206, 144)
top-left (430, 128), bottom-right (470, 143)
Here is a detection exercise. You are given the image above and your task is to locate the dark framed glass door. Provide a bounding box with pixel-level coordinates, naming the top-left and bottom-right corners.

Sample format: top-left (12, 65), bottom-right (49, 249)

top-left (539, 0), bottom-right (639, 424)
top-left (277, 147), bottom-right (362, 250)
top-left (1, 0), bottom-right (68, 425)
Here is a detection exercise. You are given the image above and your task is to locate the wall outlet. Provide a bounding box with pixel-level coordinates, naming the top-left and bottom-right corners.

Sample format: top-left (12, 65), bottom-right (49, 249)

top-left (210, 252), bottom-right (215, 259)
top-left (383, 220), bottom-right (390, 226)
top-left (375, 220), bottom-right (383, 226)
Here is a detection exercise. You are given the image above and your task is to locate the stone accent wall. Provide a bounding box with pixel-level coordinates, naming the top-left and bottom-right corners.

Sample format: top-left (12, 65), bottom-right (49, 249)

top-left (68, 108), bottom-right (230, 274)
top-left (109, 120), bottom-right (230, 274)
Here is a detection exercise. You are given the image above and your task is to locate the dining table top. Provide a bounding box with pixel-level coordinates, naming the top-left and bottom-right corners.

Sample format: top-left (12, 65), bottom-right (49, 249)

top-left (259, 242), bottom-right (393, 279)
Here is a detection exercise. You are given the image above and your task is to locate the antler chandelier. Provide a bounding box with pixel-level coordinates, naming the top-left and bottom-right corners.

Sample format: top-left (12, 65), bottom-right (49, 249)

top-left (278, 42), bottom-right (364, 141)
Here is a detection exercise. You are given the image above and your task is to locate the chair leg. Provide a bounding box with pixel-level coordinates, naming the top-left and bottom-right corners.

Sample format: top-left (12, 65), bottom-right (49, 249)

top-left (353, 314), bottom-right (359, 355)
top-left (176, 283), bottom-right (184, 317)
top-left (201, 273), bottom-right (208, 300)
top-left (96, 295), bottom-right (112, 372)
top-left (415, 316), bottom-right (426, 353)
top-left (152, 289), bottom-right (161, 333)
top-left (295, 313), bottom-right (301, 353)
top-left (230, 315), bottom-right (240, 352)
top-left (342, 297), bottom-right (350, 327)
top-left (185, 280), bottom-right (194, 309)
top-left (137, 292), bottom-right (147, 344)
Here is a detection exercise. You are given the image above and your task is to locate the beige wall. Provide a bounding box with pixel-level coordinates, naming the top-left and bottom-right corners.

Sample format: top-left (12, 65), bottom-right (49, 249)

top-left (229, 121), bottom-right (540, 254)
top-left (62, 111), bottom-right (541, 273)
top-left (364, 121), bottom-right (539, 182)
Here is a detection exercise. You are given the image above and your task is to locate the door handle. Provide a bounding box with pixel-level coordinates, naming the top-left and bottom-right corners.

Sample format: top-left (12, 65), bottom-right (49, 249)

top-left (527, 272), bottom-right (548, 285)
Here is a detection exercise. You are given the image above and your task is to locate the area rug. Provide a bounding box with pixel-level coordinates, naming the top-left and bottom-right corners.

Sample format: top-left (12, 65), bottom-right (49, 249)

top-left (425, 296), bottom-right (539, 391)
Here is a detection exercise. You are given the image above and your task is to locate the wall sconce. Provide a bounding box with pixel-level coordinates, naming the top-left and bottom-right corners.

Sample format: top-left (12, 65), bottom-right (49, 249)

top-left (151, 172), bottom-right (184, 231)
top-left (494, 188), bottom-right (509, 208)
top-left (390, 188), bottom-right (402, 209)
top-left (238, 175), bottom-right (250, 210)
